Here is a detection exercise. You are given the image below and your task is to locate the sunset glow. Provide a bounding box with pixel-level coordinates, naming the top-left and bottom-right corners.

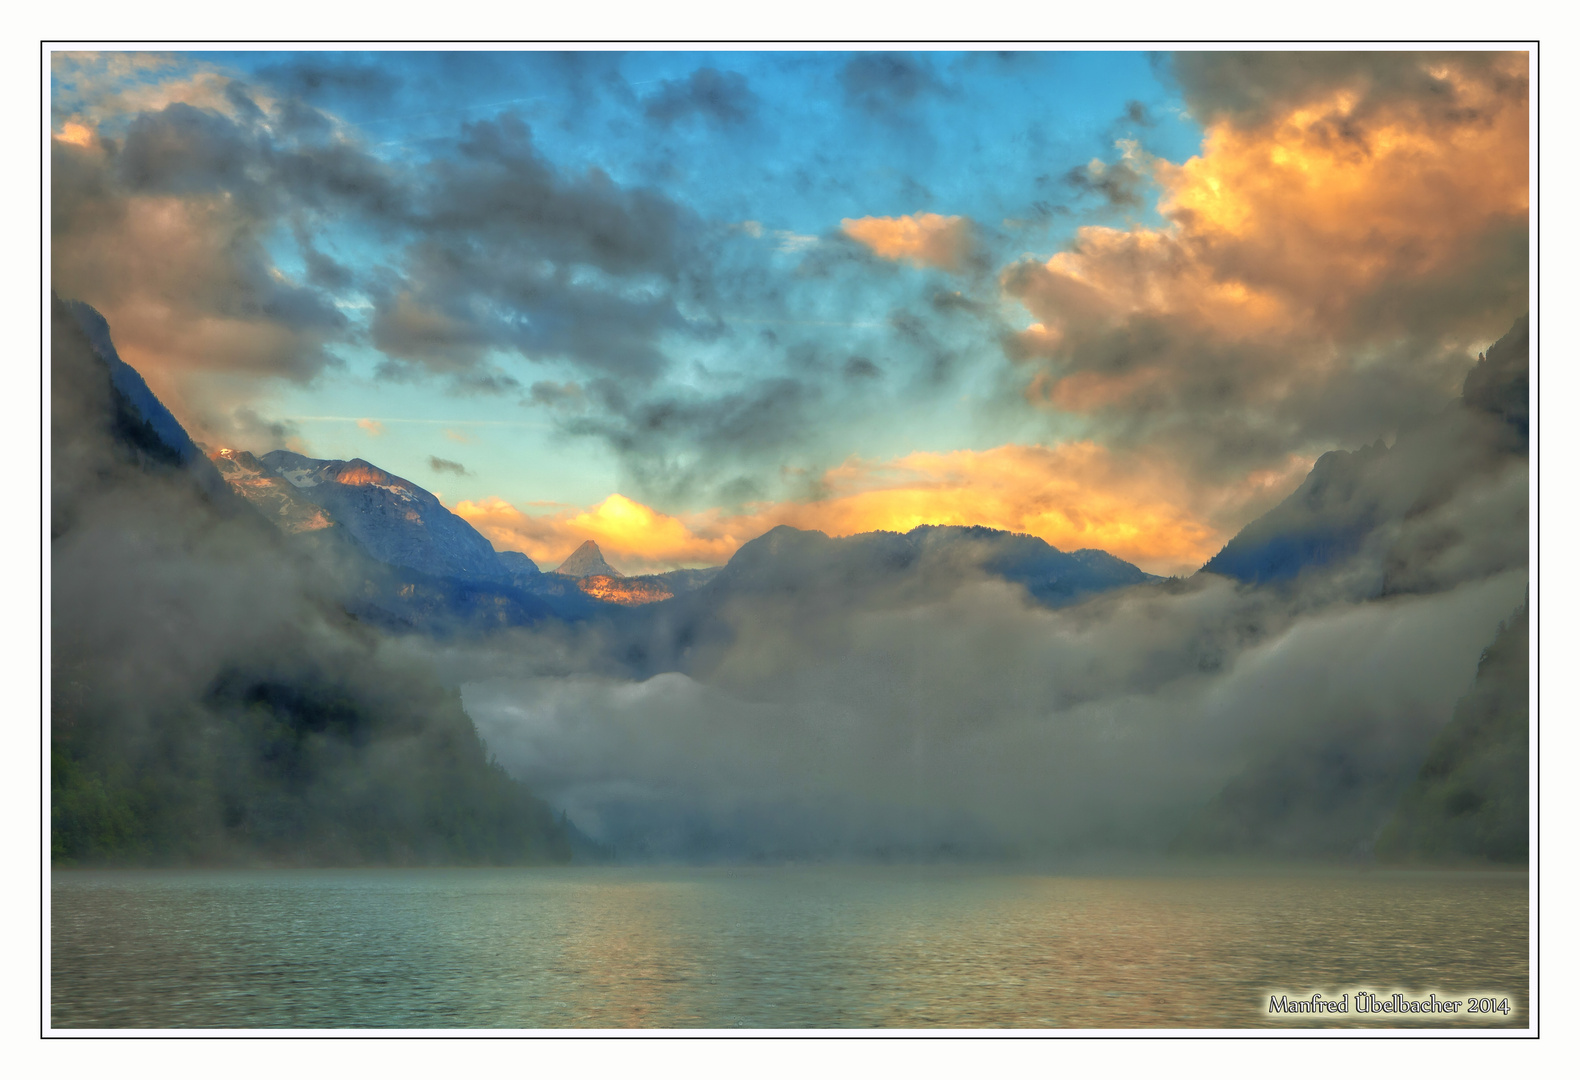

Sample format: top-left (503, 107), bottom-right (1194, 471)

top-left (51, 50), bottom-right (1526, 580)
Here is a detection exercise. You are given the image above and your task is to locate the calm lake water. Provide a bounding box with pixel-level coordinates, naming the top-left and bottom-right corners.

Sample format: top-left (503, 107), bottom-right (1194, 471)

top-left (51, 866), bottom-right (1528, 1029)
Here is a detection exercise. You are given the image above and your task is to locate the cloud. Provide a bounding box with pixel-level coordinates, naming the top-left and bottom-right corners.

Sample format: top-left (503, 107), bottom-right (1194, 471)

top-left (366, 112), bottom-right (704, 383)
top-left (443, 428), bottom-right (476, 443)
top-left (52, 62), bottom-right (716, 441)
top-left (774, 230), bottom-right (819, 254)
top-left (839, 53), bottom-right (947, 115)
top-left (455, 559), bottom-right (1526, 860)
top-left (643, 67), bottom-right (757, 127)
top-left (440, 368), bottom-right (1528, 859)
top-left (739, 442), bottom-right (1313, 576)
top-left (1168, 50), bottom-right (1525, 130)
top-left (49, 82), bottom-right (378, 442)
top-left (1001, 51), bottom-right (1528, 477)
top-left (454, 440), bottom-right (1314, 577)
top-left (429, 455), bottom-right (468, 475)
top-left (843, 356), bottom-right (882, 380)
top-left (528, 381), bottom-right (585, 410)
top-left (563, 375), bottom-right (822, 501)
top-left (357, 418), bottom-right (384, 437)
top-left (251, 56), bottom-right (402, 107)
top-left (841, 213), bottom-right (975, 272)
top-left (51, 53), bottom-right (246, 130)
top-left (1062, 140), bottom-right (1149, 209)
top-left (454, 493), bottom-right (736, 573)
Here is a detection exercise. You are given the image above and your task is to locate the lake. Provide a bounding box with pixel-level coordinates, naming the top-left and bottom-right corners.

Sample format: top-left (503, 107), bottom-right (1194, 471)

top-left (51, 866), bottom-right (1528, 1029)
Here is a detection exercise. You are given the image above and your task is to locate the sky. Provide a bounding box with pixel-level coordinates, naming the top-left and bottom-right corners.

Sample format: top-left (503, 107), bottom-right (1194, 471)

top-left (48, 49), bottom-right (1529, 576)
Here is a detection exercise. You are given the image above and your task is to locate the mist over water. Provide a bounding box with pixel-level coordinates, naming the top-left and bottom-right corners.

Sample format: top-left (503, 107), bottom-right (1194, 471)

top-left (439, 567), bottom-right (1527, 861)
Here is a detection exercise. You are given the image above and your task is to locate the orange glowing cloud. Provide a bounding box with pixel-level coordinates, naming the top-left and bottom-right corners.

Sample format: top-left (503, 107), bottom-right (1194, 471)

top-left (452, 493), bottom-right (739, 575)
top-left (453, 443), bottom-right (1315, 578)
top-left (1004, 54), bottom-right (1528, 418)
top-left (54, 121), bottom-right (95, 147)
top-left (841, 213), bottom-right (975, 271)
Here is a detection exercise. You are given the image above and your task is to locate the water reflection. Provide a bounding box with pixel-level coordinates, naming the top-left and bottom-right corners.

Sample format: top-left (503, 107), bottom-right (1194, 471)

top-left (51, 867), bottom-right (1528, 1029)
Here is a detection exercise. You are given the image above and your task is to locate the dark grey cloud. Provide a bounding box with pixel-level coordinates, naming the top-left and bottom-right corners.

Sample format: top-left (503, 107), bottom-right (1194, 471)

top-left (643, 68), bottom-right (757, 127)
top-left (929, 289), bottom-right (992, 319)
top-left (53, 69), bottom-right (880, 490)
top-left (115, 102), bottom-right (262, 198)
top-left (1169, 51), bottom-right (1527, 130)
top-left (839, 53), bottom-right (948, 115)
top-left (999, 287), bottom-right (1502, 479)
top-left (1122, 99), bottom-right (1154, 127)
top-left (1062, 157), bottom-right (1146, 209)
top-left (52, 108), bottom-right (351, 398)
top-left (843, 356), bottom-right (881, 380)
top-left (528, 380), bottom-right (585, 409)
top-left (563, 376), bottom-right (821, 502)
top-left (429, 455), bottom-right (469, 475)
top-left (254, 56), bottom-right (404, 106)
top-left (293, 230), bottom-right (355, 291)
top-left (53, 84), bottom-right (720, 429)
top-left (362, 112), bottom-right (709, 385)
top-left (427, 113), bottom-right (692, 278)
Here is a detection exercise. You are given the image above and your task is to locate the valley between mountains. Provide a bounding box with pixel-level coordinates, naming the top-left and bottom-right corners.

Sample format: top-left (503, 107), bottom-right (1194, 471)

top-left (51, 297), bottom-right (1530, 867)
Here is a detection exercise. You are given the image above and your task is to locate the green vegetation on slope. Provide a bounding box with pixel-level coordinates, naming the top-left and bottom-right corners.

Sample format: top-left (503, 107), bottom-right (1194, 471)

top-left (52, 660), bottom-right (574, 867)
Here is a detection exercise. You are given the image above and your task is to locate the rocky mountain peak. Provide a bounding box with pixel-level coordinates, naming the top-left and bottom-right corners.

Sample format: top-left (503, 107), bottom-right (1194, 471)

top-left (554, 540), bottom-right (622, 578)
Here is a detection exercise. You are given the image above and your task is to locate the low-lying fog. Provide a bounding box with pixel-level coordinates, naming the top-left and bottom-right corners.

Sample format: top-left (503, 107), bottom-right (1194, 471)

top-left (398, 564), bottom-right (1526, 861)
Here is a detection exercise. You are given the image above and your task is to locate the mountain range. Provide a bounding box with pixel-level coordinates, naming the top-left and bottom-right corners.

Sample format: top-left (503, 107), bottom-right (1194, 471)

top-left (53, 297), bottom-right (1531, 867)
top-left (193, 434), bottom-right (1164, 625)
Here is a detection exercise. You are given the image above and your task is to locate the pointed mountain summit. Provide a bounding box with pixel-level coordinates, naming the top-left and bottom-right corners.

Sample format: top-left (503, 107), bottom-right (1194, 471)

top-left (555, 540), bottom-right (622, 578)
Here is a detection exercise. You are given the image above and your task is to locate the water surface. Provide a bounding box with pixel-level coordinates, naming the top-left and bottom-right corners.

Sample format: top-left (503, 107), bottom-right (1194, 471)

top-left (51, 866), bottom-right (1528, 1029)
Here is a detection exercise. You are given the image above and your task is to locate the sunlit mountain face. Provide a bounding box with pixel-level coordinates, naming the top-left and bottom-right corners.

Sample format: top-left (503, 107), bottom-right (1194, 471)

top-left (48, 51), bottom-right (1528, 578)
top-left (211, 449), bottom-right (333, 533)
top-left (576, 574), bottom-right (675, 606)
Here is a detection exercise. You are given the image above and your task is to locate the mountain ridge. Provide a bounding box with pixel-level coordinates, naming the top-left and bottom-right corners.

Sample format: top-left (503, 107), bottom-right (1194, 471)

top-left (1198, 314), bottom-right (1529, 593)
